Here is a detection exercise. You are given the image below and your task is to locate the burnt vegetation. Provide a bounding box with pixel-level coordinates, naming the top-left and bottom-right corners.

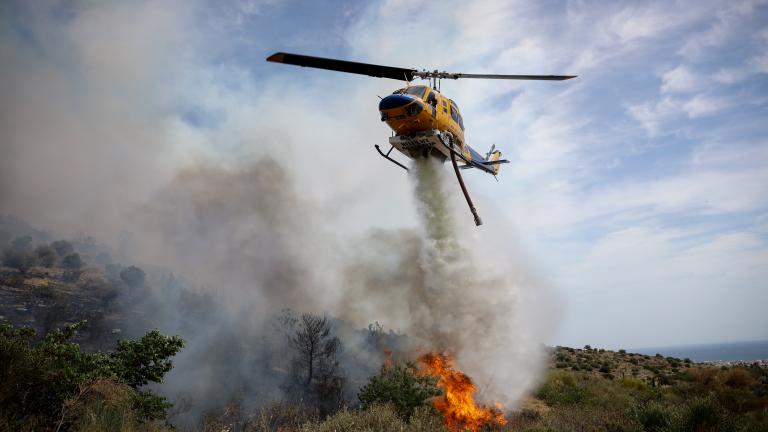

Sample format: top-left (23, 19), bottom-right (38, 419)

top-left (280, 311), bottom-right (345, 415)
top-left (1, 216), bottom-right (766, 431)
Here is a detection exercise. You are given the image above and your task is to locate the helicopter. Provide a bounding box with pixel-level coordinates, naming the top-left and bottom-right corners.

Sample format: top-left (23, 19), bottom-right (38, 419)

top-left (266, 52), bottom-right (576, 226)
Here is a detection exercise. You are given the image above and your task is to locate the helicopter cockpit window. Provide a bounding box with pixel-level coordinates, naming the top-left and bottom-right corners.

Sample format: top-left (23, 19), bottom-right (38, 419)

top-left (403, 85), bottom-right (427, 99)
top-left (426, 91), bottom-right (437, 106)
top-left (450, 104), bottom-right (459, 122)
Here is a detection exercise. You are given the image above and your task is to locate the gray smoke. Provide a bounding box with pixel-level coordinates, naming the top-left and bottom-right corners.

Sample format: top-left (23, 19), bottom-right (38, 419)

top-left (0, 2), bottom-right (558, 422)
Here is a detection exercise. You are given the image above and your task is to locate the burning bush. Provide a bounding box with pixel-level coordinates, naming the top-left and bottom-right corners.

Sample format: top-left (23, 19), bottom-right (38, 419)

top-left (418, 352), bottom-right (507, 432)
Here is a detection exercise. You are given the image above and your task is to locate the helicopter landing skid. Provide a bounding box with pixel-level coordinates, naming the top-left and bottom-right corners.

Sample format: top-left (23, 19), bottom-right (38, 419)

top-left (375, 144), bottom-right (409, 172)
top-left (437, 135), bottom-right (483, 226)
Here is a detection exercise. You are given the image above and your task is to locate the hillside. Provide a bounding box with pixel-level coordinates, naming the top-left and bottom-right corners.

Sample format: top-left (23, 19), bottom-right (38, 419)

top-left (3, 263), bottom-right (768, 431)
top-left (1, 231), bottom-right (767, 431)
top-left (506, 345), bottom-right (768, 431)
top-left (0, 262), bottom-right (155, 352)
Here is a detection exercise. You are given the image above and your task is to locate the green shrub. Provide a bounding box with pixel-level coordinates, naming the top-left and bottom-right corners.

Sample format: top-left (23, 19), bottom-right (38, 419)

top-left (2, 247), bottom-right (37, 272)
top-left (537, 370), bottom-right (587, 406)
top-left (120, 266), bottom-right (146, 288)
top-left (619, 378), bottom-right (646, 391)
top-left (62, 253), bottom-right (83, 269)
top-left (0, 321), bottom-right (184, 429)
top-left (633, 402), bottom-right (675, 432)
top-left (35, 245), bottom-right (57, 267)
top-left (358, 362), bottom-right (440, 420)
top-left (51, 240), bottom-right (74, 257)
top-left (680, 395), bottom-right (724, 431)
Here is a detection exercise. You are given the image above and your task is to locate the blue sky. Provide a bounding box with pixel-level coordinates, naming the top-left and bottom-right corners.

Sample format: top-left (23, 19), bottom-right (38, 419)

top-left (2, 0), bottom-right (767, 349)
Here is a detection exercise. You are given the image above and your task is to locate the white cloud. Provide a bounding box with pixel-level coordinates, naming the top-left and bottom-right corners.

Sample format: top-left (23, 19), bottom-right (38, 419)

top-left (627, 93), bottom-right (731, 135)
top-left (679, 1), bottom-right (757, 59)
top-left (661, 65), bottom-right (702, 94)
top-left (712, 66), bottom-right (753, 84)
top-left (608, 6), bottom-right (681, 43)
top-left (627, 96), bottom-right (683, 135)
top-left (681, 94), bottom-right (730, 118)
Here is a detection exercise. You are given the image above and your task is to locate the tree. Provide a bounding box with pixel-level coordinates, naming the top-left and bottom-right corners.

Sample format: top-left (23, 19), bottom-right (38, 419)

top-left (35, 245), bottom-right (56, 267)
top-left (284, 312), bottom-right (345, 414)
top-left (62, 253), bottom-right (82, 269)
top-left (358, 362), bottom-right (441, 420)
top-left (292, 314), bottom-right (340, 387)
top-left (110, 330), bottom-right (184, 387)
top-left (2, 247), bottom-right (37, 273)
top-left (120, 265), bottom-right (146, 288)
top-left (51, 240), bottom-right (74, 257)
top-left (0, 321), bottom-right (184, 429)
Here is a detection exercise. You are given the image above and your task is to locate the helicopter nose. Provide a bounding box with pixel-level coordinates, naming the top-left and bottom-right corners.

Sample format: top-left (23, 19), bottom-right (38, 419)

top-left (379, 94), bottom-right (414, 110)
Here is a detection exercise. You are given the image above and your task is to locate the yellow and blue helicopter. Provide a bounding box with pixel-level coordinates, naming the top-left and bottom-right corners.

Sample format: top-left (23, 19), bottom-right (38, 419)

top-left (267, 52), bottom-right (575, 225)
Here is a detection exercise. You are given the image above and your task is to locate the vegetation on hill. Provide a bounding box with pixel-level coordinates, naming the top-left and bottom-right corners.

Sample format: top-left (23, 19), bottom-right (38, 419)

top-left (508, 346), bottom-right (768, 431)
top-left (358, 361), bottom-right (441, 420)
top-left (1, 223), bottom-right (766, 431)
top-left (0, 321), bottom-right (184, 431)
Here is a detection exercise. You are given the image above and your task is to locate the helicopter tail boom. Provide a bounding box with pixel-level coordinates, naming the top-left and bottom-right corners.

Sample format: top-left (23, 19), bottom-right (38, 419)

top-left (464, 144), bottom-right (509, 175)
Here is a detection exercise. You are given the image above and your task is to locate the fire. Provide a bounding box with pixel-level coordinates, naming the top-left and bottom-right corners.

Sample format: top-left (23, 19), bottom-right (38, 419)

top-left (419, 352), bottom-right (507, 431)
top-left (383, 350), bottom-right (394, 369)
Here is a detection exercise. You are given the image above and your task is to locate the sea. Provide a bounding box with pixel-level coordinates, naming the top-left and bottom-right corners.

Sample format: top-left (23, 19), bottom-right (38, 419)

top-left (631, 339), bottom-right (768, 363)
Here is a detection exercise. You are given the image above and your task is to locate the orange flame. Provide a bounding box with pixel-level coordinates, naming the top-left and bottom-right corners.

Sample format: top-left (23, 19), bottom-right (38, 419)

top-left (419, 352), bottom-right (507, 431)
top-left (383, 350), bottom-right (394, 369)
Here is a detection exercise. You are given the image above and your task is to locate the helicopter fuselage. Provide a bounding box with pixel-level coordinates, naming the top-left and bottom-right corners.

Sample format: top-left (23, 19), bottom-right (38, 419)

top-left (378, 85), bottom-right (471, 161)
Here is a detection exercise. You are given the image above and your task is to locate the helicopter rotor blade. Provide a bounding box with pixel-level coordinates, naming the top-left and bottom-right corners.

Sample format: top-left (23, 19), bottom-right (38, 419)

top-left (453, 73), bottom-right (576, 80)
top-left (267, 52), bottom-right (419, 81)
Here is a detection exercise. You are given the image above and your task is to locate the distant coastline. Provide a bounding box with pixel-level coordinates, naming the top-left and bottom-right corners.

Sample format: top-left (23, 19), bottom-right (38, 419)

top-left (631, 339), bottom-right (768, 363)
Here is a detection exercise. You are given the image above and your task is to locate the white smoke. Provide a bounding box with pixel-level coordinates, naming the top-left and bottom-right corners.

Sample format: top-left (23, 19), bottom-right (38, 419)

top-left (336, 158), bottom-right (559, 408)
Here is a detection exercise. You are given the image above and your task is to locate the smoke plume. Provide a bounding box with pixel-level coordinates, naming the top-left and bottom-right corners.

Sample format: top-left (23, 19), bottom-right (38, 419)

top-left (338, 158), bottom-right (556, 406)
top-left (0, 1), bottom-right (558, 423)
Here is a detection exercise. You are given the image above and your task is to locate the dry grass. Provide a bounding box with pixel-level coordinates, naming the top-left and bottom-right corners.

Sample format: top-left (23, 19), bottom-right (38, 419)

top-left (65, 379), bottom-right (172, 432)
top-left (200, 403), bottom-right (445, 432)
top-left (299, 404), bottom-right (444, 432)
